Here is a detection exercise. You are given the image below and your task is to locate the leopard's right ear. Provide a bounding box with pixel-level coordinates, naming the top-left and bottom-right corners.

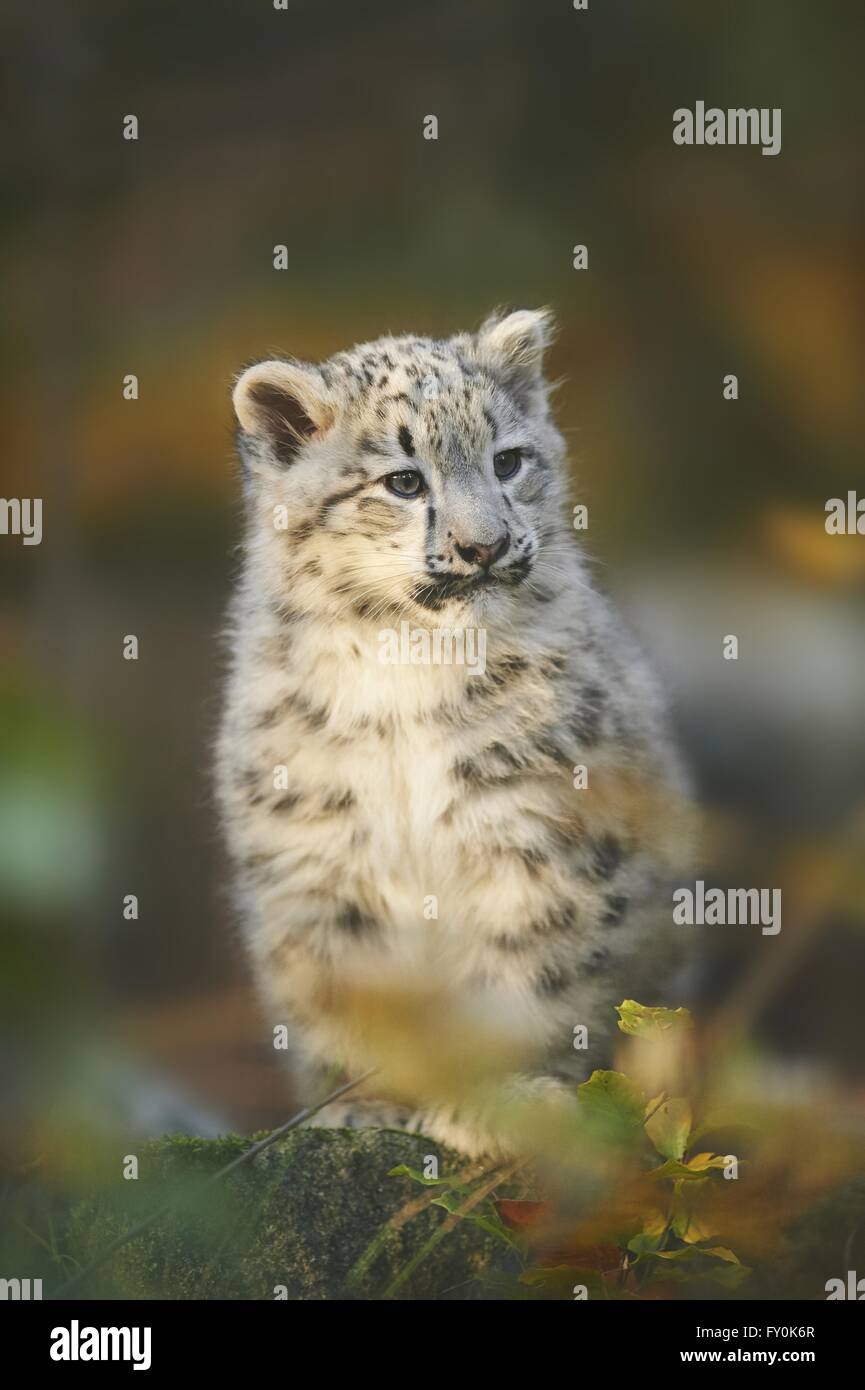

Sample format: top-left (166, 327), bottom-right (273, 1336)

top-left (232, 359), bottom-right (334, 469)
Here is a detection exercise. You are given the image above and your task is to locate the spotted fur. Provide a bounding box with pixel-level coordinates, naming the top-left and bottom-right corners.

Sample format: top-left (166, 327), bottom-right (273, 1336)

top-left (216, 308), bottom-right (694, 1156)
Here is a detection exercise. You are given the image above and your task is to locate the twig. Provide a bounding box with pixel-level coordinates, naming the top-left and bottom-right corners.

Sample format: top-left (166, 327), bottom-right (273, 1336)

top-left (343, 1158), bottom-right (485, 1293)
top-left (380, 1157), bottom-right (526, 1300)
top-left (52, 1067), bottom-right (377, 1298)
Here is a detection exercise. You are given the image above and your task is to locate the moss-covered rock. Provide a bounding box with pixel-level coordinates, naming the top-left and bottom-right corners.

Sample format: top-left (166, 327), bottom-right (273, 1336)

top-left (67, 1127), bottom-right (522, 1300)
top-left (747, 1176), bottom-right (865, 1301)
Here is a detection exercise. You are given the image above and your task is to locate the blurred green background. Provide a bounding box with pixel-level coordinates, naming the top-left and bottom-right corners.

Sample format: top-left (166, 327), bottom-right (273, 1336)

top-left (1, 0), bottom-right (863, 1175)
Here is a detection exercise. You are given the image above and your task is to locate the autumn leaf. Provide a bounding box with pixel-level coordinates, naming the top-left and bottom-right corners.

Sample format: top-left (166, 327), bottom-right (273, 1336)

top-left (650, 1153), bottom-right (731, 1182)
top-left (641, 1243), bottom-right (750, 1289)
top-left (645, 1098), bottom-right (692, 1161)
top-left (577, 1069), bottom-right (646, 1145)
top-left (495, 1199), bottom-right (555, 1232)
top-left (496, 1198), bottom-right (620, 1269)
top-left (616, 1000), bottom-right (694, 1039)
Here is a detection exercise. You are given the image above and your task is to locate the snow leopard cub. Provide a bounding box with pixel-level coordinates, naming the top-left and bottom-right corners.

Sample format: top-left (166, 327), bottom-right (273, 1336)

top-left (216, 308), bottom-right (693, 1157)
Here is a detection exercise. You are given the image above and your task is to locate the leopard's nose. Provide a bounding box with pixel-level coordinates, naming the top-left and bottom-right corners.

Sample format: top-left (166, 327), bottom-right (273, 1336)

top-left (454, 534), bottom-right (510, 570)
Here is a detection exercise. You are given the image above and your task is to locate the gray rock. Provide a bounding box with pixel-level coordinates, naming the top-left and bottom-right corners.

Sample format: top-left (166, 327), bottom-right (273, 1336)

top-left (67, 1127), bottom-right (524, 1300)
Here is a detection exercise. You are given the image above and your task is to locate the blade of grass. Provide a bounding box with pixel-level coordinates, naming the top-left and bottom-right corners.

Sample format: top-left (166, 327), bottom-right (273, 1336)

top-left (380, 1158), bottom-right (526, 1300)
top-left (343, 1158), bottom-right (485, 1294)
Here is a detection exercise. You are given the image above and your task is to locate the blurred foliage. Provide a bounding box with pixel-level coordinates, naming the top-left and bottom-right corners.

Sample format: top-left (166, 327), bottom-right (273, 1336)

top-left (3, 999), bottom-right (863, 1301)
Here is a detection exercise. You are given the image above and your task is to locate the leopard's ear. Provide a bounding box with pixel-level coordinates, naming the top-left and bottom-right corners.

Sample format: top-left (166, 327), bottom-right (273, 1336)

top-left (475, 307), bottom-right (555, 399)
top-left (232, 359), bottom-right (334, 468)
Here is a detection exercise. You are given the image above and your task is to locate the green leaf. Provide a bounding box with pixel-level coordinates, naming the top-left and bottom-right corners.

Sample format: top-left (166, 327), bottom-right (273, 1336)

top-left (643, 1243), bottom-right (750, 1289)
top-left (389, 1166), bottom-right (524, 1251)
top-left (577, 1070), bottom-right (646, 1144)
top-left (616, 1000), bottom-right (693, 1039)
top-left (387, 1164), bottom-right (471, 1193)
top-left (428, 1193), bottom-right (522, 1250)
top-left (672, 1204), bottom-right (717, 1245)
top-left (685, 1152), bottom-right (733, 1173)
top-left (650, 1152), bottom-right (730, 1182)
top-left (645, 1097), bottom-right (692, 1160)
top-left (626, 1230), bottom-right (665, 1260)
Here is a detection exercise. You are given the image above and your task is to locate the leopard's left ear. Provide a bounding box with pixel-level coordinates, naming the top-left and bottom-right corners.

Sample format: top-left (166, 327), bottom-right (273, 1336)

top-left (475, 307), bottom-right (555, 398)
top-left (232, 358), bottom-right (334, 471)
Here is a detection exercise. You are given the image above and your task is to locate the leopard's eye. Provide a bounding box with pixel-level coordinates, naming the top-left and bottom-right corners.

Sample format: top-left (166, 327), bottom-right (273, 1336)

top-left (493, 448), bottom-right (523, 480)
top-left (384, 470), bottom-right (424, 498)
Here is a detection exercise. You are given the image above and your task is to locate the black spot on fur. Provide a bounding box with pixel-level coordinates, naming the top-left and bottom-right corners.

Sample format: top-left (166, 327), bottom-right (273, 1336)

top-left (240, 851), bottom-right (280, 881)
top-left (533, 732), bottom-right (569, 766)
top-left (319, 479), bottom-right (369, 520)
top-left (351, 597), bottom-right (376, 619)
top-left (356, 433), bottom-right (390, 456)
top-left (602, 895), bottom-right (629, 928)
top-left (531, 905), bottom-right (576, 938)
top-left (541, 653), bottom-right (569, 677)
top-left (452, 756), bottom-right (528, 793)
top-left (287, 518), bottom-right (315, 544)
top-left (571, 683), bottom-right (607, 747)
top-left (335, 903), bottom-right (380, 937)
top-left (589, 834), bottom-right (624, 881)
top-left (272, 792), bottom-right (302, 813)
top-left (398, 424), bottom-right (415, 457)
top-left (322, 789), bottom-right (356, 813)
top-left (487, 742), bottom-right (526, 771)
top-left (517, 846), bottom-right (549, 874)
top-left (490, 842), bottom-right (549, 876)
top-left (535, 964), bottom-right (570, 997)
top-left (424, 502), bottom-right (437, 560)
top-left (484, 654), bottom-right (529, 688)
top-left (269, 599), bottom-right (301, 627)
top-left (243, 850), bottom-right (278, 867)
top-left (276, 690), bottom-right (329, 732)
top-left (253, 705), bottom-right (283, 731)
top-left (497, 555), bottom-right (533, 586)
top-left (492, 933), bottom-right (526, 953)
top-left (452, 757), bottom-right (484, 786)
top-left (581, 945), bottom-right (613, 975)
